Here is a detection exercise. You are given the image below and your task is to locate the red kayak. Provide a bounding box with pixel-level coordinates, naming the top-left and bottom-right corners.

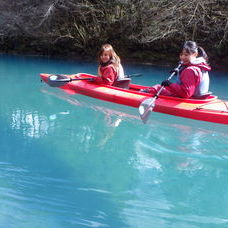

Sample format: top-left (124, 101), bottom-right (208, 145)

top-left (40, 73), bottom-right (228, 125)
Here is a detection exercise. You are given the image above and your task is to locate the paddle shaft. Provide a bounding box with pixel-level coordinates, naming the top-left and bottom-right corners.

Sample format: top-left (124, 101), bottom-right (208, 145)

top-left (126, 73), bottom-right (142, 78)
top-left (47, 74), bottom-right (93, 87)
top-left (52, 73), bottom-right (142, 82)
top-left (69, 78), bottom-right (92, 81)
top-left (47, 73), bottom-right (142, 87)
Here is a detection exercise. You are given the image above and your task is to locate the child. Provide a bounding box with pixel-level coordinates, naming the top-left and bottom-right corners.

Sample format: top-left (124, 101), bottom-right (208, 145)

top-left (142, 41), bottom-right (211, 98)
top-left (93, 44), bottom-right (125, 86)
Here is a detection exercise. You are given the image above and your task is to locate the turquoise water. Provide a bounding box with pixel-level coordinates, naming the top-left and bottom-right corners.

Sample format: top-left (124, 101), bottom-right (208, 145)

top-left (0, 54), bottom-right (228, 228)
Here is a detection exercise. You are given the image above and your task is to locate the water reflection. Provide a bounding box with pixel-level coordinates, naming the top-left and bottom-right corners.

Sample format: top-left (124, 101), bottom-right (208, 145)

top-left (0, 162), bottom-right (115, 227)
top-left (39, 86), bottom-right (140, 148)
top-left (11, 109), bottom-right (53, 138)
top-left (124, 123), bottom-right (228, 227)
top-left (2, 53), bottom-right (228, 227)
top-left (40, 86), bottom-right (139, 123)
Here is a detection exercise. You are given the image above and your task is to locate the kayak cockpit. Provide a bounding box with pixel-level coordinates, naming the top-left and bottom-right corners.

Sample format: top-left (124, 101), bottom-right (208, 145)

top-left (113, 78), bottom-right (131, 89)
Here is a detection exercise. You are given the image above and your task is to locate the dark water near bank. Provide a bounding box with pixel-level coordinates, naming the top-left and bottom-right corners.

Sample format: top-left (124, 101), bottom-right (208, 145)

top-left (0, 54), bottom-right (228, 228)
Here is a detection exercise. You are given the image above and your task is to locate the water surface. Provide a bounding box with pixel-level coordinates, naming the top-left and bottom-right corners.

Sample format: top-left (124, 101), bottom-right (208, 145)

top-left (0, 54), bottom-right (228, 228)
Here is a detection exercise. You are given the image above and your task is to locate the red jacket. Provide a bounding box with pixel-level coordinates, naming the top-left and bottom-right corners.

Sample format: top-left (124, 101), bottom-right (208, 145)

top-left (168, 60), bottom-right (211, 98)
top-left (94, 64), bottom-right (118, 86)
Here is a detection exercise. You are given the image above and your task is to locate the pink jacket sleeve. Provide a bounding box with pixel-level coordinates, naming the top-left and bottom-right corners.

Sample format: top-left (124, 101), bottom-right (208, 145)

top-left (168, 67), bottom-right (201, 98)
top-left (94, 66), bottom-right (117, 85)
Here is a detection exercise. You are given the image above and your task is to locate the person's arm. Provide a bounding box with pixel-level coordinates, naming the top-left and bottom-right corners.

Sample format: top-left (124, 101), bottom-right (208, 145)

top-left (168, 68), bottom-right (200, 98)
top-left (94, 66), bottom-right (116, 85)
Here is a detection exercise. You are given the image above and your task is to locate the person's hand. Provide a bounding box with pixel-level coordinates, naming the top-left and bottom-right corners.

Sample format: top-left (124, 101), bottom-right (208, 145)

top-left (161, 80), bottom-right (171, 87)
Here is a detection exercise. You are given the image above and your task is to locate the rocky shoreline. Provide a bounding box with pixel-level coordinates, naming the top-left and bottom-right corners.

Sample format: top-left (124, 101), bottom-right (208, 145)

top-left (1, 1), bottom-right (228, 70)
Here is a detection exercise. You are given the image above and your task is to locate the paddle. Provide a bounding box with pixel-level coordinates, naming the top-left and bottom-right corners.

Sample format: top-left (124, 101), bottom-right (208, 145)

top-left (47, 73), bottom-right (142, 87)
top-left (47, 74), bottom-right (94, 87)
top-left (138, 62), bottom-right (182, 123)
top-left (125, 73), bottom-right (142, 78)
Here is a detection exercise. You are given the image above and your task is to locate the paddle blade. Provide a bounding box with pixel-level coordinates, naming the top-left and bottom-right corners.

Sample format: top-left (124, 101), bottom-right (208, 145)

top-left (47, 75), bottom-right (71, 87)
top-left (139, 97), bottom-right (156, 123)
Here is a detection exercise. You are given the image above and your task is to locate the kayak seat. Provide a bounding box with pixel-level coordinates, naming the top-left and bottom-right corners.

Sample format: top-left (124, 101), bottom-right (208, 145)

top-left (113, 78), bottom-right (131, 89)
top-left (192, 92), bottom-right (213, 99)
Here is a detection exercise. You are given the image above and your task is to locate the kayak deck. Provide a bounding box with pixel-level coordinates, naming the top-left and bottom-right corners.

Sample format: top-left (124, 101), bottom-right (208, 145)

top-left (40, 73), bottom-right (228, 124)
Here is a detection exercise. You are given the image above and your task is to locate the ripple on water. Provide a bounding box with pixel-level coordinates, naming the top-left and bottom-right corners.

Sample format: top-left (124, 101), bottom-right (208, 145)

top-left (0, 163), bottom-right (110, 227)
